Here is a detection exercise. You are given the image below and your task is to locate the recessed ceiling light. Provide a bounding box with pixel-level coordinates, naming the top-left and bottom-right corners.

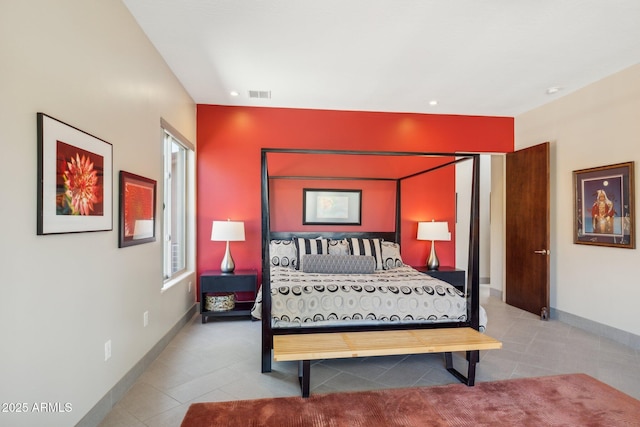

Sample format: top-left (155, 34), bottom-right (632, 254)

top-left (429, 100), bottom-right (438, 106)
top-left (230, 90), bottom-right (239, 97)
top-left (545, 86), bottom-right (562, 95)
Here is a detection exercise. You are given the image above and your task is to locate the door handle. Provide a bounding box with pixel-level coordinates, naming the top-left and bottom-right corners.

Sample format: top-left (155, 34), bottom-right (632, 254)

top-left (534, 249), bottom-right (549, 255)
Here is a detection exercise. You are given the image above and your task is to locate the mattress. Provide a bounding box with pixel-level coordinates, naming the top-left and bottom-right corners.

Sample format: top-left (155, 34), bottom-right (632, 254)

top-left (254, 265), bottom-right (476, 329)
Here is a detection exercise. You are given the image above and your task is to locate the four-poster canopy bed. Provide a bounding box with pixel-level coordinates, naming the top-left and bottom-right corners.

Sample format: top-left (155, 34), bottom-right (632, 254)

top-left (255, 148), bottom-right (488, 387)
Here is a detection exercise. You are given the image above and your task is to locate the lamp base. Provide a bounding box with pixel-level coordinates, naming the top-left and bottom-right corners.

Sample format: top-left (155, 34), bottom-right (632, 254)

top-left (220, 241), bottom-right (235, 273)
top-left (426, 240), bottom-right (439, 270)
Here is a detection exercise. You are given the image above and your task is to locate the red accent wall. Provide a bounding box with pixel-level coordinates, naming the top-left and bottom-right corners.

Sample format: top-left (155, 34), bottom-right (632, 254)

top-left (401, 166), bottom-right (455, 267)
top-left (197, 105), bottom-right (513, 287)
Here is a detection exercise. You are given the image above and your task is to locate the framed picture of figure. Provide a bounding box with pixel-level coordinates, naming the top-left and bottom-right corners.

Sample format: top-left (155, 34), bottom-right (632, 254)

top-left (573, 162), bottom-right (634, 248)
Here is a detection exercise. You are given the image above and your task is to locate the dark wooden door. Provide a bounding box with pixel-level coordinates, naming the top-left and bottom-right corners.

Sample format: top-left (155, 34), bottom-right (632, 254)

top-left (505, 142), bottom-right (550, 318)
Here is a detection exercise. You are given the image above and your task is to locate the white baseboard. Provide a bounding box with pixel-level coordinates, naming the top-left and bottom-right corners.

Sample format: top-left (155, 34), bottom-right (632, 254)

top-left (551, 307), bottom-right (640, 351)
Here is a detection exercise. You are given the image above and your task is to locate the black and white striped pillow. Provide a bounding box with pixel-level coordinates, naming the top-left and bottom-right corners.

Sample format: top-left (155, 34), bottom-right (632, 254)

top-left (293, 237), bottom-right (329, 270)
top-left (347, 238), bottom-right (383, 270)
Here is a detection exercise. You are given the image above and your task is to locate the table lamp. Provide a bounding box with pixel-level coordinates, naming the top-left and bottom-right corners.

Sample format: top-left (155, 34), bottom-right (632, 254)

top-left (417, 220), bottom-right (451, 270)
top-left (211, 219), bottom-right (245, 273)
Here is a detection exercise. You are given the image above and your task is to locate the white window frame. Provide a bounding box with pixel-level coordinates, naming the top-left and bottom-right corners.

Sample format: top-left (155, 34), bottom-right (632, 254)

top-left (161, 119), bottom-right (195, 289)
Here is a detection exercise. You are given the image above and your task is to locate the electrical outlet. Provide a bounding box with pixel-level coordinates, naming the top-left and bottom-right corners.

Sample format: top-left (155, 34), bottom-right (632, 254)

top-left (188, 281), bottom-right (192, 293)
top-left (104, 340), bottom-right (111, 361)
top-left (143, 311), bottom-right (149, 327)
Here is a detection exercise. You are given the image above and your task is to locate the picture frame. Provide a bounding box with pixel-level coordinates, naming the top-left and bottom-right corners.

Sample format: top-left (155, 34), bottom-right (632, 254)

top-left (573, 161), bottom-right (635, 248)
top-left (37, 113), bottom-right (113, 235)
top-left (303, 189), bottom-right (362, 225)
top-left (119, 171), bottom-right (157, 248)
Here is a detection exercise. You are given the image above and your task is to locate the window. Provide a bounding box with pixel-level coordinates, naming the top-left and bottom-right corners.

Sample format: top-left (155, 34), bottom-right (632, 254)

top-left (161, 119), bottom-right (194, 283)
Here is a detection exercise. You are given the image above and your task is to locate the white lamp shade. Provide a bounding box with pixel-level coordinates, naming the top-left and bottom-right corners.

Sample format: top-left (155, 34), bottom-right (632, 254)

top-left (211, 220), bottom-right (245, 241)
top-left (417, 221), bottom-right (451, 241)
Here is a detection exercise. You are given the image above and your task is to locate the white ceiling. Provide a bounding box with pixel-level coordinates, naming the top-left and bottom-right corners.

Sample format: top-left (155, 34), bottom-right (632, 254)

top-left (122, 0), bottom-right (640, 117)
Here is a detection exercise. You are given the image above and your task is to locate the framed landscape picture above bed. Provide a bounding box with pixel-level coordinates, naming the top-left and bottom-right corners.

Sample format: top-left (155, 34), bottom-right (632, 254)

top-left (303, 188), bottom-right (362, 225)
top-left (573, 161), bottom-right (635, 249)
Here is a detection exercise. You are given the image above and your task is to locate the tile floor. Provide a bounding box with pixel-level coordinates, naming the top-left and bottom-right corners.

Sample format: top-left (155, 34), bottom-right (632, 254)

top-left (98, 292), bottom-right (640, 426)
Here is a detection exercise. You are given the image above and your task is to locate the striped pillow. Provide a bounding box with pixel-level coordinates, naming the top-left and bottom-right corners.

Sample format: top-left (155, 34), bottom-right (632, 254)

top-left (293, 237), bottom-right (329, 270)
top-left (347, 238), bottom-right (383, 270)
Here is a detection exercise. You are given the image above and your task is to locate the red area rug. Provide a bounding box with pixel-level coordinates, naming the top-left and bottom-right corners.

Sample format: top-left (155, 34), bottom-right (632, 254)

top-left (181, 374), bottom-right (640, 426)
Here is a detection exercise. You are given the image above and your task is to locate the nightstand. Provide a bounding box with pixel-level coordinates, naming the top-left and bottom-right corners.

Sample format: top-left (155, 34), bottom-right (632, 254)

top-left (200, 269), bottom-right (257, 323)
top-left (412, 266), bottom-right (465, 292)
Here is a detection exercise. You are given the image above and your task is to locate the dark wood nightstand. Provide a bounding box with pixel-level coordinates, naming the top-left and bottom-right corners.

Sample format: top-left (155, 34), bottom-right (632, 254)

top-left (412, 266), bottom-right (466, 292)
top-left (200, 269), bottom-right (257, 323)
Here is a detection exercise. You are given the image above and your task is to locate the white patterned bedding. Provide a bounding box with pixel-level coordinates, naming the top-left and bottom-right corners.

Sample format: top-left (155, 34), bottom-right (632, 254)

top-left (253, 265), bottom-right (486, 329)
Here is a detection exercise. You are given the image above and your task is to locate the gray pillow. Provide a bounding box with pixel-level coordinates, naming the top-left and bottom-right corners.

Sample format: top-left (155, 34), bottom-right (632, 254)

top-left (302, 254), bottom-right (375, 274)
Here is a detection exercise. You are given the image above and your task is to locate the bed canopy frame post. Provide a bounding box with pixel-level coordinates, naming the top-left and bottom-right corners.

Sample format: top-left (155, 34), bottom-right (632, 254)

top-left (467, 154), bottom-right (481, 331)
top-left (261, 150), bottom-right (273, 373)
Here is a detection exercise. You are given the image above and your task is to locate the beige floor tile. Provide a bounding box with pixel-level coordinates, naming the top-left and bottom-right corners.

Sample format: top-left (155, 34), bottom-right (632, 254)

top-left (99, 296), bottom-right (640, 426)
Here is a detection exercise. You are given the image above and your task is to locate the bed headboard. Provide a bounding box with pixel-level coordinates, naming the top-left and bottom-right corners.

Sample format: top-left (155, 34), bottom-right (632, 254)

top-left (268, 231), bottom-right (398, 243)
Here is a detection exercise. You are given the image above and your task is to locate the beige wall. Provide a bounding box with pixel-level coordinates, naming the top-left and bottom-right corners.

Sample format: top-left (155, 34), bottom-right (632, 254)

top-left (0, 1), bottom-right (196, 426)
top-left (515, 64), bottom-right (640, 336)
top-left (489, 155), bottom-right (505, 296)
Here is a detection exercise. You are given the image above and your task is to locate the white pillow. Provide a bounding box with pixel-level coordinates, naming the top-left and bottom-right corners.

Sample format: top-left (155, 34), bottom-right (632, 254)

top-left (269, 240), bottom-right (297, 269)
top-left (381, 241), bottom-right (404, 269)
top-left (328, 238), bottom-right (350, 255)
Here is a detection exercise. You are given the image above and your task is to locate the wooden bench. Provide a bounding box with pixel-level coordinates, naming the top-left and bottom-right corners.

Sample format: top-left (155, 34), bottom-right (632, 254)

top-left (273, 327), bottom-right (502, 397)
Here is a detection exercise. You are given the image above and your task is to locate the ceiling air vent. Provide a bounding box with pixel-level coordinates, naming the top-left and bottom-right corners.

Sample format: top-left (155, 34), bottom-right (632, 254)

top-left (248, 90), bottom-right (271, 99)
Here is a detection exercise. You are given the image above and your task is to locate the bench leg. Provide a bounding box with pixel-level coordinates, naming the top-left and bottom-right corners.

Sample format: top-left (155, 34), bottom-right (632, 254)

top-left (298, 360), bottom-right (311, 398)
top-left (445, 350), bottom-right (479, 386)
top-left (467, 350), bottom-right (478, 386)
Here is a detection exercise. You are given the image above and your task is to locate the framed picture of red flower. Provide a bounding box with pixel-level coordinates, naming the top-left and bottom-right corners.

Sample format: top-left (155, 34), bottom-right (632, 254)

top-left (119, 171), bottom-right (156, 248)
top-left (37, 113), bottom-right (113, 234)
